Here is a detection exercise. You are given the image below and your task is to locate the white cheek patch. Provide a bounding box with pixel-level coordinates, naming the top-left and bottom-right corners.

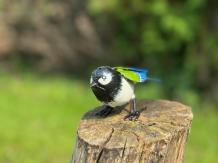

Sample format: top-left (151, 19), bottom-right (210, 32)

top-left (98, 73), bottom-right (112, 85)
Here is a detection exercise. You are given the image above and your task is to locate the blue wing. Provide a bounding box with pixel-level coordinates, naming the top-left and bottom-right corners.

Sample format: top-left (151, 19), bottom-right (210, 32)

top-left (114, 67), bottom-right (148, 82)
top-left (127, 67), bottom-right (149, 82)
top-left (131, 67), bottom-right (161, 82)
top-left (114, 67), bottom-right (161, 83)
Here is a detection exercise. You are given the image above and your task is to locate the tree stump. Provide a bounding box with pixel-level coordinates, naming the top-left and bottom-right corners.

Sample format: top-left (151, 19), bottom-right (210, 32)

top-left (72, 100), bottom-right (193, 163)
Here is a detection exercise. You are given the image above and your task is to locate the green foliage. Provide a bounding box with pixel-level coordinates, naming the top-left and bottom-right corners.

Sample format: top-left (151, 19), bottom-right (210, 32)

top-left (0, 73), bottom-right (217, 163)
top-left (90, 0), bottom-right (205, 55)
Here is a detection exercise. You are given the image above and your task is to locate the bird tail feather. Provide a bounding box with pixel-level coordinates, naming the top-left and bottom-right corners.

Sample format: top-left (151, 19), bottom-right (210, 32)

top-left (147, 77), bottom-right (161, 83)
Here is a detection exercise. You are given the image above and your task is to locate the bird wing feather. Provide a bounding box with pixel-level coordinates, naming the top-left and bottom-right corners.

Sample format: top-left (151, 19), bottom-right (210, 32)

top-left (114, 67), bottom-right (148, 83)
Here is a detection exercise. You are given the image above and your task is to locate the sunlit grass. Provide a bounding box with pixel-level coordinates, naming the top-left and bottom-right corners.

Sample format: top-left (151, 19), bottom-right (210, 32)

top-left (185, 110), bottom-right (218, 163)
top-left (0, 73), bottom-right (217, 163)
top-left (0, 73), bottom-right (98, 163)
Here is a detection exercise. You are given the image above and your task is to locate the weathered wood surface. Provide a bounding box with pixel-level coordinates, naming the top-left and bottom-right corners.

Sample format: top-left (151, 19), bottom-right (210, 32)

top-left (72, 100), bottom-right (193, 163)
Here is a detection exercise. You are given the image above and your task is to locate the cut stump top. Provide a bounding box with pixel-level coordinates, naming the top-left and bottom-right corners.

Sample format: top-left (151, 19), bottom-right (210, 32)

top-left (78, 100), bottom-right (193, 150)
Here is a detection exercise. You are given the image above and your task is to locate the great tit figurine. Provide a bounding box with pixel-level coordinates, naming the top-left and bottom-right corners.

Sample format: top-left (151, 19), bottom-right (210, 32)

top-left (90, 66), bottom-right (160, 120)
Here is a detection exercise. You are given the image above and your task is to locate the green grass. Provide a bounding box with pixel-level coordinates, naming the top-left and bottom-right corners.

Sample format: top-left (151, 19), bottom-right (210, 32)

top-left (0, 73), bottom-right (99, 163)
top-left (0, 73), bottom-right (217, 163)
top-left (185, 110), bottom-right (218, 163)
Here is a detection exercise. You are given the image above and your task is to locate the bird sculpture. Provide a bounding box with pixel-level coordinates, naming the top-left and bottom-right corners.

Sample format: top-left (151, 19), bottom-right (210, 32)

top-left (90, 66), bottom-right (160, 120)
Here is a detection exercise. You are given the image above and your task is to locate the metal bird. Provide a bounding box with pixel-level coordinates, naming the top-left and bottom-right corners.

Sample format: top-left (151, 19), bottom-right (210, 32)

top-left (90, 66), bottom-right (160, 120)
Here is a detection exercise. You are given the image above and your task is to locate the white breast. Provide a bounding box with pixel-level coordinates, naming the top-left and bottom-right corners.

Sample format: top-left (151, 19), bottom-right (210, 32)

top-left (107, 77), bottom-right (135, 107)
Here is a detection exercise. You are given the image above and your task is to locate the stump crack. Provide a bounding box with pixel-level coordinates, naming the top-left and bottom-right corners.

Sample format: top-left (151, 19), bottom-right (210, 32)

top-left (139, 142), bottom-right (145, 162)
top-left (120, 137), bottom-right (127, 163)
top-left (132, 131), bottom-right (140, 143)
top-left (96, 128), bottom-right (114, 163)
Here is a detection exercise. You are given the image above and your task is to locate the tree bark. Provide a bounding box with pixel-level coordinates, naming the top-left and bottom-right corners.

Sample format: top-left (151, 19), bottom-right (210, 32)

top-left (72, 100), bottom-right (193, 163)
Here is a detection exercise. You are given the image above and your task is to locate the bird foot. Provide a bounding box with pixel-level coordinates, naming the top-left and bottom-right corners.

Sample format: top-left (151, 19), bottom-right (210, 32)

top-left (124, 111), bottom-right (140, 121)
top-left (96, 106), bottom-right (113, 117)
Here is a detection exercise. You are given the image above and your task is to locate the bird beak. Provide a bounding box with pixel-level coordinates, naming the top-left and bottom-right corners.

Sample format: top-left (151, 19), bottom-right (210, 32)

top-left (91, 82), bottom-right (97, 88)
top-left (90, 82), bottom-right (105, 90)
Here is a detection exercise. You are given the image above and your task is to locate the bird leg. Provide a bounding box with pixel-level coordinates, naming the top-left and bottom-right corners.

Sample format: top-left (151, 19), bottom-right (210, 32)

top-left (124, 98), bottom-right (140, 121)
top-left (96, 105), bottom-right (113, 117)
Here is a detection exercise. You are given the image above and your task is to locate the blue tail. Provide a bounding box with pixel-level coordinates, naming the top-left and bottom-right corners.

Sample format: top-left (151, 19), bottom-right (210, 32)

top-left (147, 77), bottom-right (161, 83)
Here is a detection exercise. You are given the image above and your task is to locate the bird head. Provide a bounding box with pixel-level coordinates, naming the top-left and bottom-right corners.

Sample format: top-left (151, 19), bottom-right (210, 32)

top-left (90, 66), bottom-right (114, 89)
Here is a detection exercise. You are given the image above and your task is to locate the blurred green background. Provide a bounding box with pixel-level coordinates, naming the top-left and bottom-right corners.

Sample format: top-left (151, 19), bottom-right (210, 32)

top-left (0, 0), bottom-right (217, 162)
